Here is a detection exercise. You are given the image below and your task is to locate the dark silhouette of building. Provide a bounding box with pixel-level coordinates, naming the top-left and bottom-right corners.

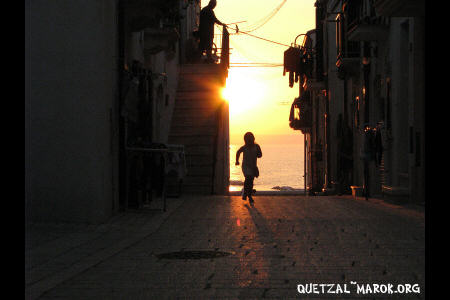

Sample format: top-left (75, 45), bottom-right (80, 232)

top-left (286, 0), bottom-right (425, 203)
top-left (26, 0), bottom-right (230, 223)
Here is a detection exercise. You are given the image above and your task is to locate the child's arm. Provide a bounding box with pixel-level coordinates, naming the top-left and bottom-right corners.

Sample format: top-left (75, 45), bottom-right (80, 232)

top-left (256, 144), bottom-right (262, 158)
top-left (235, 146), bottom-right (243, 165)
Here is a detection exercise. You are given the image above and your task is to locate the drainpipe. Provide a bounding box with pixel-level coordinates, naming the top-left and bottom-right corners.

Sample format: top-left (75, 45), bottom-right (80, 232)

top-left (324, 101), bottom-right (330, 193)
top-left (304, 131), bottom-right (307, 195)
top-left (299, 74), bottom-right (308, 195)
top-left (322, 1), bottom-right (330, 194)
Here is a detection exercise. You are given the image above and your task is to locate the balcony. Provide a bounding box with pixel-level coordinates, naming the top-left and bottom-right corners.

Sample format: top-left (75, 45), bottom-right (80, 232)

top-left (283, 33), bottom-right (314, 88)
top-left (335, 12), bottom-right (360, 79)
top-left (181, 25), bottom-right (230, 84)
top-left (374, 0), bottom-right (425, 17)
top-left (347, 17), bottom-right (388, 41)
top-left (336, 42), bottom-right (360, 79)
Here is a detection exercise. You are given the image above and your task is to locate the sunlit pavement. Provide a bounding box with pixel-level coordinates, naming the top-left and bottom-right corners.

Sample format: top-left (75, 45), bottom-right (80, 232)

top-left (26, 195), bottom-right (425, 299)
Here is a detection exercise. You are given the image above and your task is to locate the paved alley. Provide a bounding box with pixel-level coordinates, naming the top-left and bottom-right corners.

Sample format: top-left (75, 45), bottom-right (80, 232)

top-left (26, 195), bottom-right (425, 299)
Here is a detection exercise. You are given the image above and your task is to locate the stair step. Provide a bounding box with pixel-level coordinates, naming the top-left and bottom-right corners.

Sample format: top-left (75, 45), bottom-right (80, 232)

top-left (182, 145), bottom-right (214, 156)
top-left (170, 120), bottom-right (216, 129)
top-left (185, 154), bottom-right (214, 166)
top-left (170, 115), bottom-right (218, 127)
top-left (180, 63), bottom-right (223, 74)
top-left (169, 138), bottom-right (215, 145)
top-left (168, 63), bottom-right (227, 195)
top-left (177, 77), bottom-right (222, 91)
top-left (172, 107), bottom-right (219, 115)
top-left (173, 101), bottom-right (222, 110)
top-left (168, 135), bottom-right (214, 146)
top-left (176, 90), bottom-right (222, 99)
top-left (170, 123), bottom-right (216, 131)
top-left (184, 175), bottom-right (213, 184)
top-left (180, 185), bottom-right (213, 195)
top-left (170, 129), bottom-right (217, 137)
top-left (185, 165), bottom-right (213, 176)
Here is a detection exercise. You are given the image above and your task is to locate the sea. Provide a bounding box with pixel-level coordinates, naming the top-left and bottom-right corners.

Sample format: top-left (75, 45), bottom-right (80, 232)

top-left (229, 137), bottom-right (305, 192)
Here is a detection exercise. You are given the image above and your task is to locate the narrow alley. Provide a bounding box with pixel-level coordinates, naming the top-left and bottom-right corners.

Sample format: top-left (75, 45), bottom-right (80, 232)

top-left (26, 0), bottom-right (427, 299)
top-left (26, 195), bottom-right (425, 299)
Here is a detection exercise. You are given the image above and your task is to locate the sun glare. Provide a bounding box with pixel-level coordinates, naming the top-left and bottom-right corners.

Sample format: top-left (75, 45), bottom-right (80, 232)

top-left (222, 71), bottom-right (265, 117)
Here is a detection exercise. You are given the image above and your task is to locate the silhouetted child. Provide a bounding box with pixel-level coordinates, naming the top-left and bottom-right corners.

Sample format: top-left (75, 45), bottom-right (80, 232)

top-left (235, 132), bottom-right (262, 204)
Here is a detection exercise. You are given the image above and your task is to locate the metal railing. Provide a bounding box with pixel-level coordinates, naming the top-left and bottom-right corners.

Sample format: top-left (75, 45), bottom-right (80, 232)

top-left (336, 13), bottom-right (361, 61)
top-left (123, 120), bottom-right (186, 211)
top-left (212, 25), bottom-right (230, 71)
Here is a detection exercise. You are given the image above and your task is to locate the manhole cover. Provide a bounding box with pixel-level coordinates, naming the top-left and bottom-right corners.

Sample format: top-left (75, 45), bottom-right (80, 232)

top-left (156, 250), bottom-right (232, 260)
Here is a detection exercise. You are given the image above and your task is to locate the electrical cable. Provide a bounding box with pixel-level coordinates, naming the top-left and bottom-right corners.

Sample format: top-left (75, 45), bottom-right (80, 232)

top-left (213, 19), bottom-right (294, 69)
top-left (241, 0), bottom-right (287, 33)
top-left (230, 62), bottom-right (282, 64)
top-left (236, 30), bottom-right (290, 47)
top-left (229, 62), bottom-right (283, 67)
top-left (216, 17), bottom-right (290, 47)
top-left (230, 65), bottom-right (283, 68)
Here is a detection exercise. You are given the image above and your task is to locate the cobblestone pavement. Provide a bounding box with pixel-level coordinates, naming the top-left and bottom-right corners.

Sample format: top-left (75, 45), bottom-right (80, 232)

top-left (26, 195), bottom-right (425, 299)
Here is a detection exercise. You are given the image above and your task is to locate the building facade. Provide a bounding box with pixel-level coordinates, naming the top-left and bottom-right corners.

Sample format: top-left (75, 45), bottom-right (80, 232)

top-left (291, 0), bottom-right (425, 203)
top-left (25, 0), bottom-right (208, 223)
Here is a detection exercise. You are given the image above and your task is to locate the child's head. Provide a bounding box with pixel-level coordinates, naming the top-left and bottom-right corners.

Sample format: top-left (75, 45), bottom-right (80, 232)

top-left (244, 132), bottom-right (255, 145)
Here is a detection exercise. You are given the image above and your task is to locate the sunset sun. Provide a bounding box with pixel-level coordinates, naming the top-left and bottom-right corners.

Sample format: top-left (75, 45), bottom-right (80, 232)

top-left (222, 70), bottom-right (265, 117)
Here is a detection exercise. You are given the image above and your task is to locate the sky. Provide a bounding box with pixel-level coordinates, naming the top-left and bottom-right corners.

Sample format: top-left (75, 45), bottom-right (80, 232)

top-left (201, 0), bottom-right (316, 144)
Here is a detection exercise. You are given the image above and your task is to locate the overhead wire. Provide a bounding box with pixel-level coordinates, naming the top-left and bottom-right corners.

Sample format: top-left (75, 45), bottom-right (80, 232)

top-left (229, 63), bottom-right (283, 68)
top-left (236, 30), bottom-right (290, 47)
top-left (230, 63), bottom-right (282, 65)
top-left (230, 66), bottom-right (282, 68)
top-left (214, 5), bottom-right (295, 69)
top-left (219, 24), bottom-right (290, 47)
top-left (223, 34), bottom-right (281, 67)
top-left (241, 0), bottom-right (288, 33)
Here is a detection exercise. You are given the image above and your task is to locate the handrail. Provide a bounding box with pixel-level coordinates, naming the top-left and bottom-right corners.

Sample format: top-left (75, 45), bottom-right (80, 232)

top-left (210, 25), bottom-right (229, 194)
top-left (220, 25), bottom-right (229, 70)
top-left (212, 25), bottom-right (230, 71)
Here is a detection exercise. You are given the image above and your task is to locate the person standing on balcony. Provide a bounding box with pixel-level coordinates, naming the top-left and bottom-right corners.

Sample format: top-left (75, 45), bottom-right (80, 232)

top-left (199, 0), bottom-right (224, 63)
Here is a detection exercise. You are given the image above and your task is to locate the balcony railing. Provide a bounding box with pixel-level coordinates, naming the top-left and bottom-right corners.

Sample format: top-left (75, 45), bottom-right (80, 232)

top-left (348, 17), bottom-right (388, 41)
top-left (344, 0), bottom-right (364, 31)
top-left (343, 0), bottom-right (388, 42)
top-left (335, 11), bottom-right (360, 79)
top-left (374, 0), bottom-right (425, 17)
top-left (336, 13), bottom-right (360, 63)
top-left (212, 26), bottom-right (229, 64)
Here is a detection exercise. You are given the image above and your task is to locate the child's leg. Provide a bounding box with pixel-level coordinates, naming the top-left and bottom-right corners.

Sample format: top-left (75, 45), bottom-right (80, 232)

top-left (249, 176), bottom-right (254, 192)
top-left (245, 176), bottom-right (255, 202)
top-left (242, 176), bottom-right (249, 200)
top-left (243, 176), bottom-right (253, 199)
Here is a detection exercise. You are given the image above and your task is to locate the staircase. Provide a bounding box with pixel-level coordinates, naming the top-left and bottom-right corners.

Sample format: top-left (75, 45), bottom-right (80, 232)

top-left (169, 63), bottom-right (229, 194)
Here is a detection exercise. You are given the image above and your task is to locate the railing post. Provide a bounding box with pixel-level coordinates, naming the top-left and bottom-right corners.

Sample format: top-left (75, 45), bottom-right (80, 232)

top-left (220, 25), bottom-right (229, 71)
